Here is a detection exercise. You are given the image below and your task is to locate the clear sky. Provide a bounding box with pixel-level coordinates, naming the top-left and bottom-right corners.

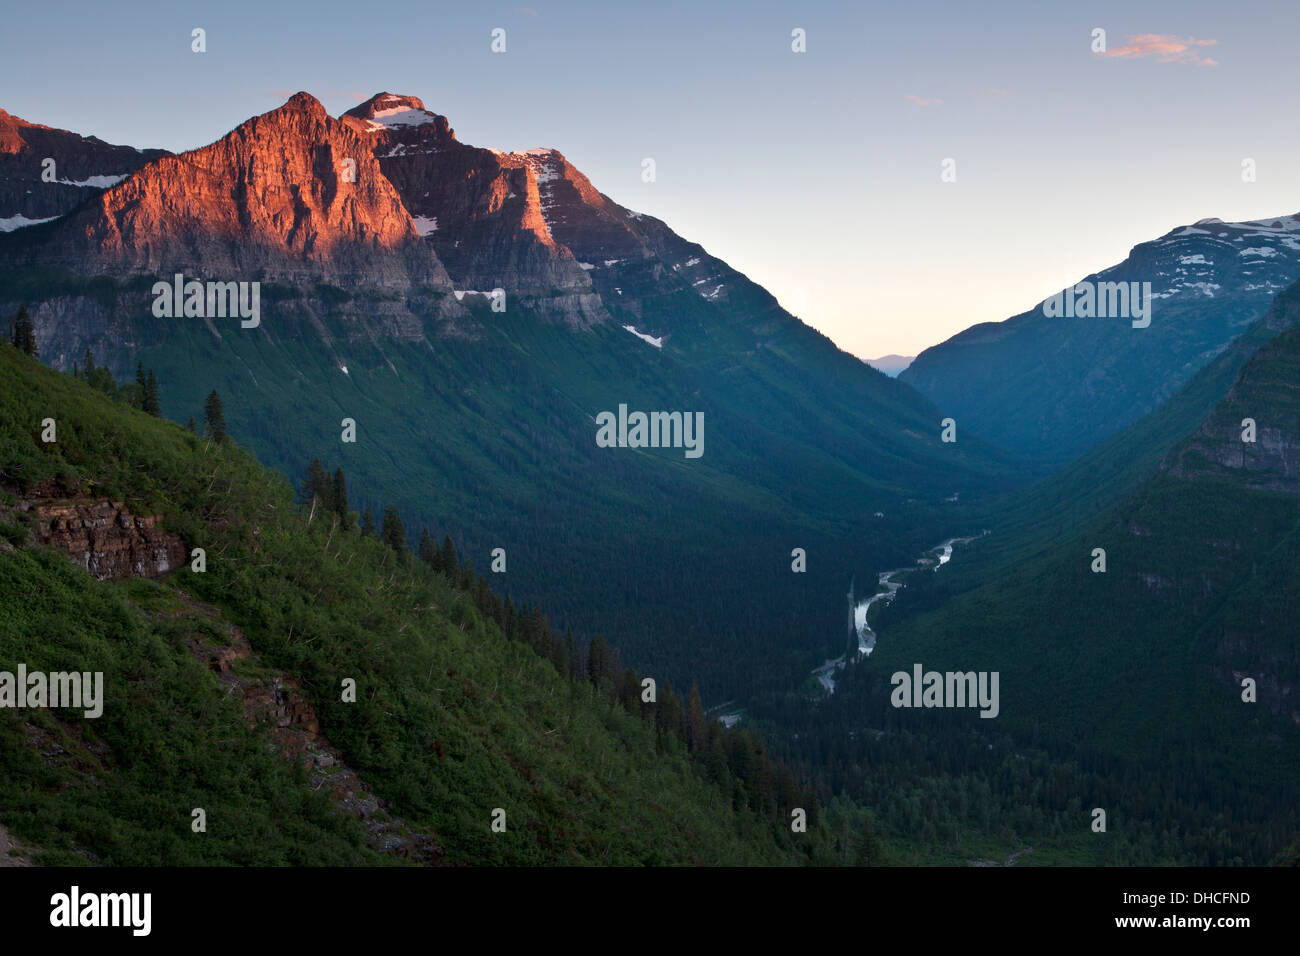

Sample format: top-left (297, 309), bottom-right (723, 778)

top-left (4, 0), bottom-right (1300, 358)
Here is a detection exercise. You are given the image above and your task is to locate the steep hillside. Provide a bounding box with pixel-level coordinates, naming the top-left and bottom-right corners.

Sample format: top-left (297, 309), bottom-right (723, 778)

top-left (0, 341), bottom-right (822, 866)
top-left (896, 278), bottom-right (1300, 605)
top-left (902, 214), bottom-right (1300, 465)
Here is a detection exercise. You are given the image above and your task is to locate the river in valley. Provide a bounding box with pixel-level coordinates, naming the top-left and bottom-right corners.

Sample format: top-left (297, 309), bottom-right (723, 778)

top-left (813, 533), bottom-right (985, 694)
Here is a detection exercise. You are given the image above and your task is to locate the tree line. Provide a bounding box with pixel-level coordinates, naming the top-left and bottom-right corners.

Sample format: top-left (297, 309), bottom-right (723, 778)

top-left (297, 456), bottom-right (823, 829)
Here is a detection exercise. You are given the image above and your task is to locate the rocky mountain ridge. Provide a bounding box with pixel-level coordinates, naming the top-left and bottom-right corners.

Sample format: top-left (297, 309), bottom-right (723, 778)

top-left (0, 107), bottom-right (168, 227)
top-left (901, 212), bottom-right (1300, 465)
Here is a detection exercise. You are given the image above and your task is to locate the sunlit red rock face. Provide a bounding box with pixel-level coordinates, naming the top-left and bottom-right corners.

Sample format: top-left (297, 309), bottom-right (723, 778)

top-left (33, 93), bottom-right (450, 291)
top-left (341, 92), bottom-right (607, 324)
top-left (1, 89), bottom-right (787, 338)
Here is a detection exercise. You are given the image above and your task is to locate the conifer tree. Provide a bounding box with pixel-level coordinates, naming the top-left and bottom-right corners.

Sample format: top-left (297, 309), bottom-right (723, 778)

top-left (11, 305), bottom-right (36, 357)
top-left (565, 628), bottom-right (579, 681)
top-left (380, 505), bottom-right (406, 554)
top-left (658, 682), bottom-right (685, 740)
top-left (550, 637), bottom-right (571, 679)
top-left (203, 390), bottom-right (226, 441)
top-left (706, 723), bottom-right (730, 784)
top-left (186, 416), bottom-right (196, 433)
top-left (587, 635), bottom-right (609, 686)
top-left (687, 682), bottom-right (707, 755)
top-left (331, 468), bottom-right (350, 526)
top-left (360, 505), bottom-right (376, 537)
top-left (301, 459), bottom-right (330, 508)
top-left (853, 815), bottom-right (885, 866)
top-left (440, 535), bottom-right (458, 575)
top-left (143, 369), bottom-right (161, 416)
top-left (82, 347), bottom-right (95, 378)
top-left (620, 667), bottom-right (641, 715)
top-left (418, 528), bottom-right (438, 566)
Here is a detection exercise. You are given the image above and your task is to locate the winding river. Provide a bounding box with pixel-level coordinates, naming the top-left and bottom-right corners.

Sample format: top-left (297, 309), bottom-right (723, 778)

top-left (813, 534), bottom-right (985, 694)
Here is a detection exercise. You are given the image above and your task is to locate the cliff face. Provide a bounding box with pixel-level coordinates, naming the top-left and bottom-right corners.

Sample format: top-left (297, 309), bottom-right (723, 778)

top-left (1165, 285), bottom-right (1300, 493)
top-left (2, 284), bottom-right (444, 377)
top-left (0, 108), bottom-right (168, 224)
top-left (18, 93), bottom-right (451, 292)
top-left (1151, 284), bottom-right (1300, 725)
top-left (342, 93), bottom-right (605, 324)
top-left (16, 497), bottom-right (187, 580)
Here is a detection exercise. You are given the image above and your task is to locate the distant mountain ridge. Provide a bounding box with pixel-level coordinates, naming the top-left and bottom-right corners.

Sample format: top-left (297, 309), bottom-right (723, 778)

top-left (863, 354), bottom-right (913, 377)
top-left (902, 213), bottom-right (1300, 465)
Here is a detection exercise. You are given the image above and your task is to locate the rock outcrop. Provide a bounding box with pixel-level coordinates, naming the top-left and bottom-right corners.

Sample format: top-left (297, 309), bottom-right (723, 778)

top-left (19, 497), bottom-right (186, 580)
top-left (1165, 287), bottom-right (1300, 492)
top-left (176, 599), bottom-right (444, 862)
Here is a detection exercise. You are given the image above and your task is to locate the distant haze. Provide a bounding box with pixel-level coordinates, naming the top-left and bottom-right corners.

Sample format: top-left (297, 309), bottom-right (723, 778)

top-left (864, 355), bottom-right (914, 377)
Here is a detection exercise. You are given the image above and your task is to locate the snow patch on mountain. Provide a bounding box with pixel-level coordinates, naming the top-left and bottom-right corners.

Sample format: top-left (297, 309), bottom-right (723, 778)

top-left (411, 215), bottom-right (438, 236)
top-left (622, 325), bottom-right (663, 348)
top-left (364, 106), bottom-right (435, 130)
top-left (58, 174), bottom-right (127, 188)
top-left (0, 214), bottom-right (57, 231)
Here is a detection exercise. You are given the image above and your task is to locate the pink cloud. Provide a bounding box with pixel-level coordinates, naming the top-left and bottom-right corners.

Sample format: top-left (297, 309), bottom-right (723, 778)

top-left (1101, 34), bottom-right (1219, 66)
top-left (904, 94), bottom-right (943, 107)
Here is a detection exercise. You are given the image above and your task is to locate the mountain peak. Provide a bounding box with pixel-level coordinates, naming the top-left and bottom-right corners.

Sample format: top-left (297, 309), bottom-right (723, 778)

top-left (0, 107), bottom-right (56, 154)
top-left (359, 92), bottom-right (427, 113)
top-left (9, 89), bottom-right (452, 292)
top-left (343, 92), bottom-right (450, 136)
top-left (280, 91), bottom-right (327, 116)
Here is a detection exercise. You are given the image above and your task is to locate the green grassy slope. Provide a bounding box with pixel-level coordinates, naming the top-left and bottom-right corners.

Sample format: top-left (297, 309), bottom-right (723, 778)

top-left (0, 341), bottom-right (821, 866)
